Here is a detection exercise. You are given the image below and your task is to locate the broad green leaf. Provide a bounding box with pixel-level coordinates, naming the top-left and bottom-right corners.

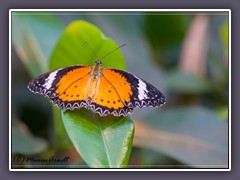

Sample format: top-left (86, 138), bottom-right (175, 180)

top-left (49, 20), bottom-right (134, 167)
top-left (134, 107), bottom-right (228, 168)
top-left (62, 109), bottom-right (134, 168)
top-left (50, 20), bottom-right (126, 70)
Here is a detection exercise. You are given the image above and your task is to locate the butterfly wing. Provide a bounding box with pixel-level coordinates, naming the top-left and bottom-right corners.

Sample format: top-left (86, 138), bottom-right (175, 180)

top-left (28, 65), bottom-right (91, 111)
top-left (28, 64), bottom-right (165, 116)
top-left (90, 74), bottom-right (132, 116)
top-left (102, 68), bottom-right (166, 111)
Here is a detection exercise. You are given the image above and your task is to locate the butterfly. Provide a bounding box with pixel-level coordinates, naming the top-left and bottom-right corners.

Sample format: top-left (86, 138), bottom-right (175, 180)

top-left (28, 56), bottom-right (165, 117)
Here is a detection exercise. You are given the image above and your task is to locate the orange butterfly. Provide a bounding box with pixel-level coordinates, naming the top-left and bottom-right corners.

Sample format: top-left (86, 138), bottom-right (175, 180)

top-left (28, 52), bottom-right (165, 117)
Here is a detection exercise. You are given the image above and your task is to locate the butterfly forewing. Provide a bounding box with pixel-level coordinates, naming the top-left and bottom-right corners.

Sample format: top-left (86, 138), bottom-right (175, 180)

top-left (28, 65), bottom-right (92, 110)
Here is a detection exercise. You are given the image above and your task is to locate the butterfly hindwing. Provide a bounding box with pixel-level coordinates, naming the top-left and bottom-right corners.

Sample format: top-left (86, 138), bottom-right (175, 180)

top-left (90, 75), bottom-right (132, 116)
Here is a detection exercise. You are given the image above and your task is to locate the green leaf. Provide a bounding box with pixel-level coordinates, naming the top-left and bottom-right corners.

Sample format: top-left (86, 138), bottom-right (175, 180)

top-left (49, 20), bottom-right (134, 167)
top-left (12, 12), bottom-right (64, 77)
top-left (52, 106), bottom-right (73, 150)
top-left (134, 107), bottom-right (228, 168)
top-left (220, 20), bottom-right (229, 51)
top-left (12, 15), bottom-right (46, 77)
top-left (144, 14), bottom-right (189, 68)
top-left (166, 70), bottom-right (211, 94)
top-left (145, 14), bottom-right (187, 48)
top-left (62, 109), bottom-right (134, 168)
top-left (12, 120), bottom-right (48, 155)
top-left (216, 105), bottom-right (228, 120)
top-left (50, 20), bottom-right (126, 70)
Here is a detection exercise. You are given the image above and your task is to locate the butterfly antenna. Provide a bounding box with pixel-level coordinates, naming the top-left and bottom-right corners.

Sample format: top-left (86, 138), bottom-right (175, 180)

top-left (100, 43), bottom-right (126, 61)
top-left (84, 41), bottom-right (99, 60)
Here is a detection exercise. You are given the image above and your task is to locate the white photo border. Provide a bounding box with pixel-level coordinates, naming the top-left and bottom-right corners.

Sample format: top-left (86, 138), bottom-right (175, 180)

top-left (9, 9), bottom-right (231, 171)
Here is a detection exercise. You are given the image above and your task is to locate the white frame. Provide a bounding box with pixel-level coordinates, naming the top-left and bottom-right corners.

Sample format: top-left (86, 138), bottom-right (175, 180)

top-left (9, 9), bottom-right (231, 171)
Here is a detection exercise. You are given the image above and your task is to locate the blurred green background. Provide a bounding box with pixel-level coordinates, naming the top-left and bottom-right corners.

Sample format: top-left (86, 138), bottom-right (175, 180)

top-left (11, 11), bottom-right (229, 168)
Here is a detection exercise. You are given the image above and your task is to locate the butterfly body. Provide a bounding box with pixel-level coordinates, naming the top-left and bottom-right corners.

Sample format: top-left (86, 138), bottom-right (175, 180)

top-left (28, 61), bottom-right (165, 116)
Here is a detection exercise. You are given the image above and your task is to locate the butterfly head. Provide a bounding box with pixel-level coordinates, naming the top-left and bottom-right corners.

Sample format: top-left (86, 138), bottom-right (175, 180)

top-left (95, 60), bottom-right (102, 65)
top-left (92, 60), bottom-right (103, 78)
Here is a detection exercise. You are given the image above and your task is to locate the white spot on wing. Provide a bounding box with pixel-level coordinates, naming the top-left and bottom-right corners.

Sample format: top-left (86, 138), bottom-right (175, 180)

top-left (43, 70), bottom-right (59, 89)
top-left (135, 76), bottom-right (148, 100)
